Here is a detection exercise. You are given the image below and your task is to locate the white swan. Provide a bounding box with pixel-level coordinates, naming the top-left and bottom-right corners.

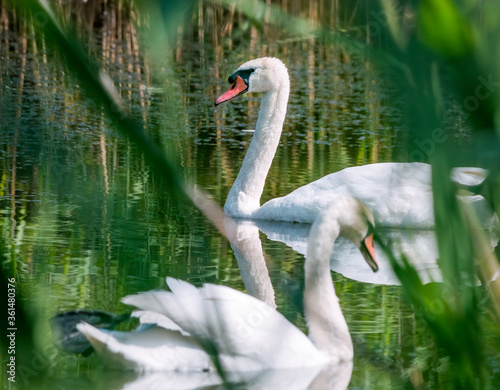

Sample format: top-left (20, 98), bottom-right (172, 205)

top-left (215, 57), bottom-right (489, 228)
top-left (76, 196), bottom-right (377, 375)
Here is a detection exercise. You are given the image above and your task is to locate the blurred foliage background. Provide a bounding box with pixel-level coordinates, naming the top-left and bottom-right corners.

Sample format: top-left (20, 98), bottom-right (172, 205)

top-left (1, 0), bottom-right (500, 389)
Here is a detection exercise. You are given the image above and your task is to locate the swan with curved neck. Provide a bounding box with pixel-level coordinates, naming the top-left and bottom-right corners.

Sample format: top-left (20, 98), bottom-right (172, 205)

top-left (216, 57), bottom-right (290, 217)
top-left (76, 196), bottom-right (377, 373)
top-left (215, 57), bottom-right (489, 228)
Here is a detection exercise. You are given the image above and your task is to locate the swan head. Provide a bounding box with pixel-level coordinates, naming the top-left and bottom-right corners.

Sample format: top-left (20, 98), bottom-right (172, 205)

top-left (310, 197), bottom-right (378, 272)
top-left (215, 57), bottom-right (289, 106)
top-left (344, 201), bottom-right (378, 273)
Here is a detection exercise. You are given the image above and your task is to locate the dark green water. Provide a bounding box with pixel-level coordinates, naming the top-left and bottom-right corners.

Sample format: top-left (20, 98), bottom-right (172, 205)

top-left (1, 1), bottom-right (495, 389)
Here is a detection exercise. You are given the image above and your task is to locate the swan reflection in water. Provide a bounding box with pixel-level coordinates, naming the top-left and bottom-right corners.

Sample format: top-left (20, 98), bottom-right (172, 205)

top-left (257, 220), bottom-right (439, 286)
top-left (75, 196), bottom-right (377, 390)
top-left (254, 218), bottom-right (499, 286)
top-left (88, 361), bottom-right (353, 390)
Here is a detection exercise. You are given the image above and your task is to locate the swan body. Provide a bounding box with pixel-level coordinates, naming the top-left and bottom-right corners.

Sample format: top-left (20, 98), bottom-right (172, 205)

top-left (77, 196), bottom-right (377, 374)
top-left (215, 57), bottom-right (489, 228)
top-left (255, 163), bottom-right (488, 227)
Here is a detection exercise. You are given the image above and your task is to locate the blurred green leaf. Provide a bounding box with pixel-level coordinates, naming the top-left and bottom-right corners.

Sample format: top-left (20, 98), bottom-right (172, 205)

top-left (379, 0), bottom-right (408, 50)
top-left (431, 153), bottom-right (476, 288)
top-left (418, 0), bottom-right (473, 58)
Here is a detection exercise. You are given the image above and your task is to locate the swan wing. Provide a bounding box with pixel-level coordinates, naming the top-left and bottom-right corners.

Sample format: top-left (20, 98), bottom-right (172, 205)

top-left (131, 310), bottom-right (190, 336)
top-left (122, 278), bottom-right (325, 371)
top-left (76, 322), bottom-right (212, 372)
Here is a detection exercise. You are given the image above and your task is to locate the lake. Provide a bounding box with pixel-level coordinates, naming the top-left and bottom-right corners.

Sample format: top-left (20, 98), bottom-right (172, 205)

top-left (1, 1), bottom-right (496, 389)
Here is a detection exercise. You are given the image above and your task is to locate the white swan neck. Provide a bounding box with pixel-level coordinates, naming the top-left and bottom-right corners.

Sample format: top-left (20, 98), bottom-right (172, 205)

top-left (224, 83), bottom-right (289, 217)
top-left (304, 220), bottom-right (353, 360)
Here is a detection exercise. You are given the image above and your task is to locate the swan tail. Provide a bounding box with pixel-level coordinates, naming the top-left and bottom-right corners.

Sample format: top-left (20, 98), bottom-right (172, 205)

top-left (50, 309), bottom-right (131, 356)
top-left (76, 322), bottom-right (140, 370)
top-left (77, 321), bottom-right (214, 372)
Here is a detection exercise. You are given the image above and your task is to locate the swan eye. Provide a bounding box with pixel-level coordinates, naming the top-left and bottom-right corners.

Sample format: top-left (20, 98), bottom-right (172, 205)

top-left (228, 68), bottom-right (256, 85)
top-left (365, 219), bottom-right (375, 236)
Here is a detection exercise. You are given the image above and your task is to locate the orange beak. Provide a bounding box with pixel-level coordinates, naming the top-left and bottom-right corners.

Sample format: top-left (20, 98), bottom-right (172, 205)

top-left (214, 76), bottom-right (248, 106)
top-left (360, 233), bottom-right (378, 272)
